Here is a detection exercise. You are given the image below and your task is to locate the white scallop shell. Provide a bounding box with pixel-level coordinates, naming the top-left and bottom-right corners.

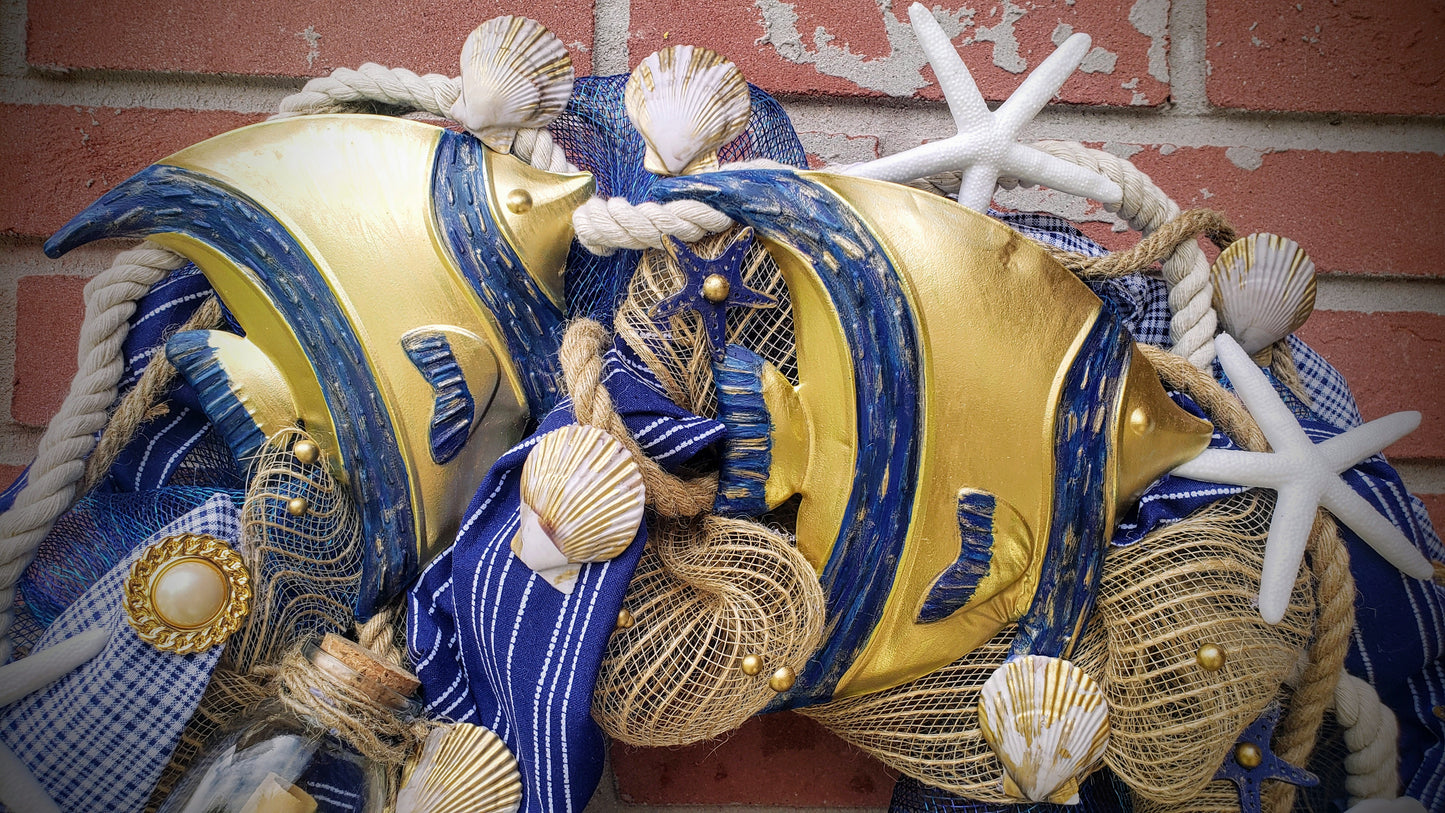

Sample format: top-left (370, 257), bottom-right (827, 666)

top-left (396, 723), bottom-right (522, 813)
top-left (1211, 232), bottom-right (1317, 355)
top-left (512, 424), bottom-right (645, 593)
top-left (977, 656), bottom-right (1109, 805)
top-left (625, 45), bottom-right (751, 176)
top-left (450, 15), bottom-right (574, 153)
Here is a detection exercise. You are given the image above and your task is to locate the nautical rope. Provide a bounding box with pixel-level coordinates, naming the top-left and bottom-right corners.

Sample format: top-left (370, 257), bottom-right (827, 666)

top-left (572, 197), bottom-right (735, 256)
top-left (273, 63), bottom-right (460, 119)
top-left (80, 296), bottom-right (225, 493)
top-left (559, 319), bottom-right (718, 517)
top-left (1334, 672), bottom-right (1402, 803)
top-left (0, 242), bottom-right (187, 664)
top-left (1043, 208), bottom-right (1236, 280)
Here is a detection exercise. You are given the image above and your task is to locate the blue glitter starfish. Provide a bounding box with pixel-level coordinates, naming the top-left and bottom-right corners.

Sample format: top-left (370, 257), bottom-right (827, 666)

top-left (1214, 701), bottom-right (1318, 813)
top-left (653, 227), bottom-right (776, 361)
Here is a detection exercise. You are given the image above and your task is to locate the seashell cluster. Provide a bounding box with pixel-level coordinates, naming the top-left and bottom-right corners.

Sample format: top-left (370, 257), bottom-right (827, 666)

top-left (625, 45), bottom-right (751, 176)
top-left (450, 15), bottom-right (574, 153)
top-left (512, 424), bottom-right (646, 594)
top-left (1210, 232), bottom-right (1317, 356)
top-left (396, 723), bottom-right (522, 813)
top-left (977, 655), bottom-right (1109, 804)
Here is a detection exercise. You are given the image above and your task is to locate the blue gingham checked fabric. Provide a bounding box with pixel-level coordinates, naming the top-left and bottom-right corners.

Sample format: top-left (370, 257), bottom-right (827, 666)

top-left (408, 338), bottom-right (724, 813)
top-left (0, 492), bottom-right (239, 812)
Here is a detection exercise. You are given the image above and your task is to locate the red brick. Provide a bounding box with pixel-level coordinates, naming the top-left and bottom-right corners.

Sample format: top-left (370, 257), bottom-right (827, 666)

top-left (1419, 494), bottom-right (1445, 540)
top-left (0, 105), bottom-right (263, 237)
top-left (0, 465), bottom-right (25, 492)
top-left (1117, 147), bottom-right (1445, 278)
top-left (13, 275), bottom-right (88, 427)
top-left (1296, 310), bottom-right (1445, 461)
top-left (610, 711), bottom-right (894, 804)
top-left (27, 1), bottom-right (593, 78)
top-left (1207, 0), bottom-right (1445, 116)
top-left (630, 0), bottom-right (1169, 105)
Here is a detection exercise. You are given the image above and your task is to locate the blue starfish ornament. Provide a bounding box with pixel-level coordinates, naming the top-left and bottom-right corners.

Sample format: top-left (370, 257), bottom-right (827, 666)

top-left (1214, 701), bottom-right (1318, 813)
top-left (653, 227), bottom-right (776, 360)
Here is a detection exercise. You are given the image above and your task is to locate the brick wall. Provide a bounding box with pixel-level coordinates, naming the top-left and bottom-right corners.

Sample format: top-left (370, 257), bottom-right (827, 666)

top-left (0, 0), bottom-right (1440, 807)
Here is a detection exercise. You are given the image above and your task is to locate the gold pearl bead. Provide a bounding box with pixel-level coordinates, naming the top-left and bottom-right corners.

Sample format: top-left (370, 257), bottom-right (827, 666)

top-left (1434, 705), bottom-right (1445, 721)
top-left (616, 608), bottom-right (635, 630)
top-left (740, 654), bottom-right (763, 676)
top-left (506, 188), bottom-right (533, 214)
top-left (768, 666), bottom-right (796, 692)
top-left (702, 273), bottom-right (731, 303)
top-left (152, 558), bottom-right (229, 629)
top-left (1235, 742), bottom-right (1263, 769)
top-left (293, 439), bottom-right (320, 465)
top-left (286, 497), bottom-right (309, 517)
top-left (1195, 643), bottom-right (1227, 672)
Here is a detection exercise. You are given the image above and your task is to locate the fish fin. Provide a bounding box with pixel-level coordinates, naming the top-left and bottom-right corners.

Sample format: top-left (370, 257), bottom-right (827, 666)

top-left (759, 362), bottom-right (810, 510)
top-left (401, 328), bottom-right (492, 465)
top-left (917, 488), bottom-right (1033, 623)
top-left (166, 330), bottom-right (300, 463)
top-left (713, 345), bottom-right (772, 515)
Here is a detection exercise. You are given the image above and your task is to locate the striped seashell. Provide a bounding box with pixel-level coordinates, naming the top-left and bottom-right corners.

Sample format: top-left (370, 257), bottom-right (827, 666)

top-left (396, 723), bottom-right (522, 813)
top-left (1211, 232), bottom-right (1317, 355)
top-left (511, 424), bottom-right (645, 594)
top-left (977, 655), bottom-right (1109, 805)
top-left (625, 45), bottom-right (751, 176)
top-left (450, 15), bottom-right (574, 153)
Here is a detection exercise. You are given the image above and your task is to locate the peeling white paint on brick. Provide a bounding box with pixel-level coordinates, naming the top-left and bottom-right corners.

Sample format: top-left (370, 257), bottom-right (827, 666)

top-left (1225, 144), bottom-right (1267, 170)
top-left (753, 0), bottom-right (973, 96)
top-left (1051, 23), bottom-right (1118, 74)
top-left (797, 130), bottom-right (881, 166)
top-left (1103, 141), bottom-right (1143, 159)
top-left (974, 0), bottom-right (1029, 73)
top-left (994, 185), bottom-right (1130, 230)
top-left (1128, 0), bottom-right (1169, 84)
top-left (297, 26), bottom-right (321, 69)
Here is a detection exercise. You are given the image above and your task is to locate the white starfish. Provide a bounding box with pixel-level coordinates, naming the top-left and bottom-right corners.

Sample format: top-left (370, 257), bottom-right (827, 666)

top-left (844, 2), bottom-right (1123, 212)
top-left (1173, 334), bottom-right (1433, 624)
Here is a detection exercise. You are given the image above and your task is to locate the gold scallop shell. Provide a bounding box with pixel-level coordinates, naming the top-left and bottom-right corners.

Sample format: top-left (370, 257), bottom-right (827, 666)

top-left (450, 15), bottom-right (574, 153)
top-left (397, 723), bottom-right (522, 813)
top-left (625, 45), bottom-right (751, 176)
top-left (513, 424), bottom-right (645, 593)
top-left (1210, 232), bottom-right (1317, 355)
top-left (977, 655), bottom-right (1109, 804)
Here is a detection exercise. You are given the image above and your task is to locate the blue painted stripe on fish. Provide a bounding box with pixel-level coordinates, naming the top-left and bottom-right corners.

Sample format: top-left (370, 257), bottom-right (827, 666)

top-left (401, 330), bottom-right (478, 465)
top-left (1010, 301), bottom-right (1130, 658)
top-left (44, 165), bottom-right (416, 615)
top-left (712, 345), bottom-right (771, 516)
top-left (917, 490), bottom-right (999, 623)
top-left (655, 171), bottom-right (922, 708)
top-left (432, 131), bottom-right (564, 416)
top-left (164, 330), bottom-right (267, 462)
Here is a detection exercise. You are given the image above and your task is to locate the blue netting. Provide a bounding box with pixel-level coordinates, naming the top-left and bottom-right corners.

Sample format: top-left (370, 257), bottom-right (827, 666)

top-left (889, 770), bottom-right (1134, 812)
top-left (550, 75), bottom-right (808, 322)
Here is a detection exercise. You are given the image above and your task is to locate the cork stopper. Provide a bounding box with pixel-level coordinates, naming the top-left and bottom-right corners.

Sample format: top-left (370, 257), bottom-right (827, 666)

top-left (313, 633), bottom-right (420, 708)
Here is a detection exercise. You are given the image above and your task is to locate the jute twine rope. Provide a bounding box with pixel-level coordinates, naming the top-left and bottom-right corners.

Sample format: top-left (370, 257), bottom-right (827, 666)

top-left (559, 318), bottom-right (718, 517)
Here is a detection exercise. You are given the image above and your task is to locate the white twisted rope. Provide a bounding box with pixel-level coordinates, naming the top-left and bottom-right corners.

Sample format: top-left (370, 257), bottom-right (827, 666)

top-left (0, 243), bottom-right (186, 664)
top-left (572, 197), bottom-right (735, 255)
top-left (1334, 672), bottom-right (1402, 803)
top-left (1031, 140), bottom-right (1218, 368)
top-left (273, 63), bottom-right (460, 119)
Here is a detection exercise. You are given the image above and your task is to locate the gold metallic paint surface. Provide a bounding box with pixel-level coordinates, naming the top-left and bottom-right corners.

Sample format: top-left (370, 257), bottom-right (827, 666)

top-left (755, 234), bottom-right (857, 574)
top-left (1112, 345), bottom-right (1213, 515)
top-left (801, 173), bottom-right (1103, 699)
top-left (486, 150), bottom-right (595, 308)
top-left (162, 115), bottom-right (531, 564)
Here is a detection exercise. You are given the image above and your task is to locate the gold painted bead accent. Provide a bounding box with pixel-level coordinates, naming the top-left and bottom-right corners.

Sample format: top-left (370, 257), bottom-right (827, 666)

top-left (768, 666), bottom-right (796, 692)
top-left (1128, 406), bottom-right (1153, 434)
top-left (1235, 742), bottom-right (1263, 769)
top-left (293, 439), bottom-right (320, 465)
top-left (616, 608), bottom-right (635, 630)
top-left (1195, 643), bottom-right (1227, 672)
top-left (286, 497), bottom-right (309, 516)
top-left (740, 654), bottom-right (763, 676)
top-left (124, 533), bottom-right (251, 654)
top-left (1434, 705), bottom-right (1445, 722)
top-left (702, 274), bottom-right (731, 303)
top-left (506, 188), bottom-right (533, 214)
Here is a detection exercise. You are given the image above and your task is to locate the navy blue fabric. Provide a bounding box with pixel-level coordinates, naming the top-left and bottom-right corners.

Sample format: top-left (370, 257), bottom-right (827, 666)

top-left (407, 339), bottom-right (724, 812)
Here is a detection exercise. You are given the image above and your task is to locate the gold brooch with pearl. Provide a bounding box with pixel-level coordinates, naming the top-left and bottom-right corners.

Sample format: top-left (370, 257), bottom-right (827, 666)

top-left (124, 533), bottom-right (252, 654)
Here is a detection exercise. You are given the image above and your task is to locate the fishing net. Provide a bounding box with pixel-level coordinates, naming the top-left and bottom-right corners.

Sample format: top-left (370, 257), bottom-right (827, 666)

top-left (222, 427), bottom-right (365, 673)
top-left (592, 514), bottom-right (824, 746)
top-left (801, 491), bottom-right (1315, 803)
